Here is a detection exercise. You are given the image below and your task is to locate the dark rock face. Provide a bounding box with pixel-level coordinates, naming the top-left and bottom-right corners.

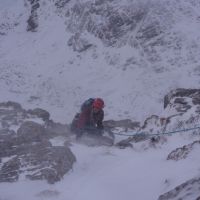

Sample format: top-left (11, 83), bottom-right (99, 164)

top-left (167, 140), bottom-right (200, 161)
top-left (54, 0), bottom-right (71, 8)
top-left (0, 134), bottom-right (18, 158)
top-left (0, 101), bottom-right (26, 130)
top-left (141, 115), bottom-right (169, 133)
top-left (27, 108), bottom-right (50, 121)
top-left (66, 1), bottom-right (150, 46)
top-left (17, 121), bottom-right (49, 143)
top-left (0, 101), bottom-right (46, 130)
top-left (158, 177), bottom-right (200, 200)
top-left (26, 0), bottom-right (40, 32)
top-left (161, 89), bottom-right (200, 138)
top-left (0, 156), bottom-right (20, 182)
top-left (20, 0), bottom-right (200, 72)
top-left (0, 101), bottom-right (22, 110)
top-left (23, 144), bottom-right (75, 183)
top-left (0, 139), bottom-right (75, 184)
top-left (0, 102), bottom-right (76, 184)
top-left (164, 88), bottom-right (200, 110)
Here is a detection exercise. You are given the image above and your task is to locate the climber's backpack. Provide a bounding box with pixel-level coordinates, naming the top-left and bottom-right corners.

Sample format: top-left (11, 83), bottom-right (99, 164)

top-left (80, 98), bottom-right (94, 111)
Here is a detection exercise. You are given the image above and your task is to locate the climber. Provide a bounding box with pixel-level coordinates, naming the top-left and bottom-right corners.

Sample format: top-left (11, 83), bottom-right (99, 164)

top-left (71, 98), bottom-right (105, 138)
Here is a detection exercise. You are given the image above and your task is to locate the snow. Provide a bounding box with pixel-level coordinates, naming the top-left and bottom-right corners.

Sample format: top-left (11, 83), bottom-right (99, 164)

top-left (1, 0), bottom-right (200, 199)
top-left (0, 133), bottom-right (200, 200)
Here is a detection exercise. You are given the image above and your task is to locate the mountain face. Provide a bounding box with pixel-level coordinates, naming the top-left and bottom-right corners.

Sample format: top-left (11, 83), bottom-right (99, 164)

top-left (1, 1), bottom-right (200, 199)
top-left (0, 0), bottom-right (200, 123)
top-left (1, 88), bottom-right (200, 199)
top-left (1, 0), bottom-right (200, 122)
top-left (53, 0), bottom-right (200, 67)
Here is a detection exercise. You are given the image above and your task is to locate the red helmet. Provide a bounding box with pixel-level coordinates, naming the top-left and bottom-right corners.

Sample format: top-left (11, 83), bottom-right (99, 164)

top-left (93, 98), bottom-right (104, 109)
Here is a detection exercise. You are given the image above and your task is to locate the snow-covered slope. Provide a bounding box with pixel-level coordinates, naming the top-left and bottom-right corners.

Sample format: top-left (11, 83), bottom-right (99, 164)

top-left (1, 132), bottom-right (200, 200)
top-left (1, 1), bottom-right (200, 199)
top-left (1, 0), bottom-right (200, 123)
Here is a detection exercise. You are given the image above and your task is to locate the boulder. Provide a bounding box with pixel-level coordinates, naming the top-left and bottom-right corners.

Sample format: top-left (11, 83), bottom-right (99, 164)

top-left (17, 121), bottom-right (48, 143)
top-left (167, 140), bottom-right (200, 161)
top-left (0, 126), bottom-right (76, 184)
top-left (0, 140), bottom-right (76, 184)
top-left (26, 0), bottom-right (40, 32)
top-left (0, 156), bottom-right (20, 182)
top-left (27, 108), bottom-right (50, 121)
top-left (0, 102), bottom-right (76, 184)
top-left (164, 88), bottom-right (200, 111)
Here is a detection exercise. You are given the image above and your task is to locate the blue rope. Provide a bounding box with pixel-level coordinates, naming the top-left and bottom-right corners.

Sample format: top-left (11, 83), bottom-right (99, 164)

top-left (113, 125), bottom-right (200, 137)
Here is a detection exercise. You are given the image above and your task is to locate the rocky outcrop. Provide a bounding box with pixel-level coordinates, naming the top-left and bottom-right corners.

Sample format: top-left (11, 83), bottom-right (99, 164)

top-left (26, 0), bottom-right (40, 32)
top-left (17, 121), bottom-right (50, 143)
top-left (0, 101), bottom-right (45, 130)
top-left (160, 88), bottom-right (200, 142)
top-left (0, 101), bottom-right (27, 130)
top-left (164, 88), bottom-right (200, 111)
top-left (141, 115), bottom-right (169, 134)
top-left (158, 177), bottom-right (200, 200)
top-left (113, 88), bottom-right (200, 147)
top-left (21, 0), bottom-right (200, 69)
top-left (167, 140), bottom-right (200, 161)
top-left (59, 0), bottom-right (200, 69)
top-left (0, 138), bottom-right (75, 183)
top-left (54, 0), bottom-right (71, 8)
top-left (27, 108), bottom-right (50, 121)
top-left (0, 101), bottom-right (76, 184)
top-left (141, 88), bottom-right (200, 137)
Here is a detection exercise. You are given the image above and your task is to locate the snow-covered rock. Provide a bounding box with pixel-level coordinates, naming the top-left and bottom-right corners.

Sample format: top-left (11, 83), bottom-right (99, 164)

top-left (26, 0), bottom-right (40, 32)
top-left (167, 140), bottom-right (200, 161)
top-left (113, 88), bottom-right (200, 148)
top-left (158, 177), bottom-right (200, 200)
top-left (164, 88), bottom-right (200, 112)
top-left (0, 102), bottom-right (76, 184)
